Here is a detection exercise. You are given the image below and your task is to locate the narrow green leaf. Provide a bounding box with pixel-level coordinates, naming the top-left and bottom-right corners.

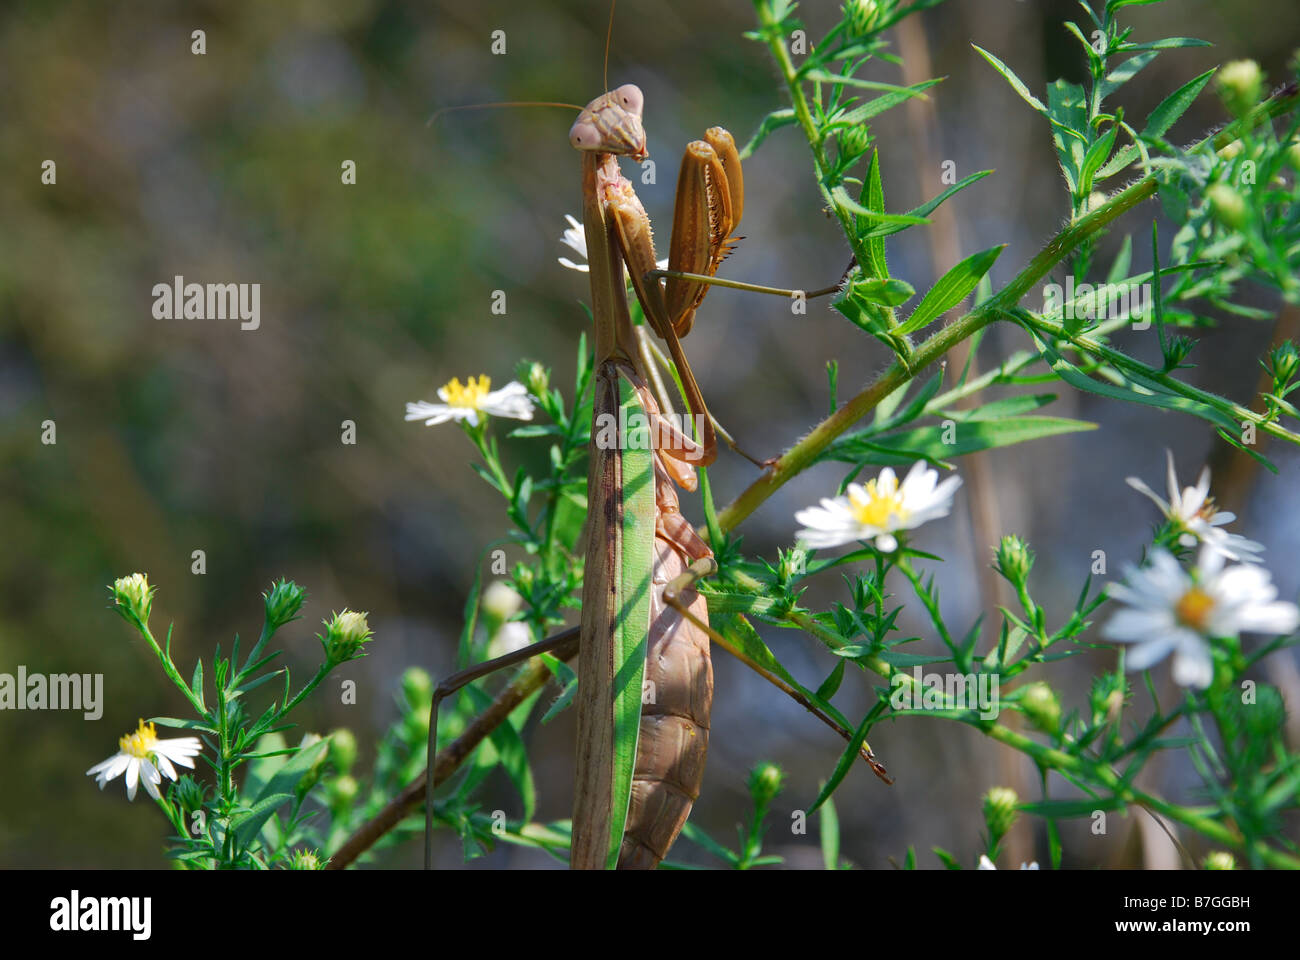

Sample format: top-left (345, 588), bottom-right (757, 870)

top-left (820, 415), bottom-right (1097, 465)
top-left (1048, 80), bottom-right (1089, 193)
top-left (191, 658), bottom-right (205, 711)
top-left (859, 170), bottom-right (993, 240)
top-left (808, 711), bottom-right (874, 815)
top-left (831, 185), bottom-right (928, 225)
top-left (816, 660), bottom-right (847, 701)
top-left (972, 45), bottom-right (1047, 114)
top-left (940, 394), bottom-right (1058, 422)
top-left (148, 716), bottom-right (216, 733)
top-left (820, 794), bottom-right (842, 870)
top-left (801, 69), bottom-right (933, 96)
top-left (1107, 0), bottom-right (1169, 12)
top-left (896, 245), bottom-right (1005, 336)
top-left (741, 107), bottom-right (797, 158)
top-left (1096, 68), bottom-right (1216, 179)
top-left (230, 793), bottom-right (294, 852)
top-left (864, 150), bottom-right (888, 278)
top-left (836, 78), bottom-right (943, 127)
top-left (1117, 38), bottom-right (1211, 52)
top-left (1020, 797), bottom-right (1125, 817)
top-left (1027, 330), bottom-right (1239, 431)
top-left (254, 736), bottom-right (330, 804)
top-left (1100, 51), bottom-right (1160, 100)
top-left (1079, 122), bottom-right (1120, 193)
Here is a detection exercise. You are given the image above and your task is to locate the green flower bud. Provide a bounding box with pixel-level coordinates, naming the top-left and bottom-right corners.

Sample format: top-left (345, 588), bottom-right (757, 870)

top-left (295, 733), bottom-right (329, 795)
top-left (402, 666), bottom-right (434, 709)
top-left (983, 786), bottom-right (1019, 845)
top-left (994, 535), bottom-right (1034, 586)
top-left (111, 573), bottom-right (155, 626)
top-left (1243, 684), bottom-right (1286, 739)
top-left (747, 762), bottom-right (785, 806)
top-left (525, 361), bottom-right (550, 399)
top-left (779, 547), bottom-right (809, 584)
top-left (1202, 851), bottom-right (1237, 870)
top-left (1287, 140), bottom-right (1300, 172)
top-left (169, 774), bottom-right (206, 816)
top-left (1206, 184), bottom-right (1247, 229)
top-left (1266, 340), bottom-right (1300, 392)
top-left (843, 0), bottom-right (890, 38)
top-left (329, 774), bottom-right (359, 812)
top-left (264, 578), bottom-right (307, 631)
top-left (1020, 682), bottom-right (1061, 736)
top-left (1217, 60), bottom-right (1262, 117)
top-left (839, 125), bottom-right (873, 159)
top-left (289, 849), bottom-right (322, 870)
top-left (320, 610), bottom-right (374, 664)
top-left (1090, 673), bottom-right (1127, 725)
top-left (327, 727), bottom-right (358, 774)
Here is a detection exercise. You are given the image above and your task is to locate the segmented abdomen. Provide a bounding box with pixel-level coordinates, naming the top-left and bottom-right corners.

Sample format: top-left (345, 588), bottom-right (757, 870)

top-left (617, 537), bottom-right (712, 869)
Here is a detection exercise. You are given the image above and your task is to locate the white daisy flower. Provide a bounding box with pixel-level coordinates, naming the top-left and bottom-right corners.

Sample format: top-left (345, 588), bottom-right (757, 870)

top-left (1103, 547), bottom-right (1300, 689)
top-left (405, 375), bottom-right (534, 428)
top-left (794, 461), bottom-right (962, 553)
top-left (557, 213), bottom-right (669, 275)
top-left (1126, 450), bottom-right (1264, 563)
top-left (86, 720), bottom-right (202, 801)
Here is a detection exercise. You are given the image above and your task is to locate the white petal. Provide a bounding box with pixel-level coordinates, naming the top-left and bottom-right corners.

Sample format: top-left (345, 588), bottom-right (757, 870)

top-left (797, 527), bottom-right (864, 550)
top-left (155, 753), bottom-right (178, 780)
top-left (87, 752), bottom-right (127, 778)
top-left (874, 533), bottom-right (898, 552)
top-left (1164, 449), bottom-right (1181, 508)
top-left (1123, 635), bottom-right (1178, 672)
top-left (125, 759), bottom-right (140, 801)
top-left (1126, 475), bottom-right (1171, 514)
top-left (1234, 601), bottom-right (1300, 636)
top-left (978, 855), bottom-right (996, 870)
top-left (1103, 607), bottom-right (1174, 642)
top-left (1171, 643), bottom-right (1213, 689)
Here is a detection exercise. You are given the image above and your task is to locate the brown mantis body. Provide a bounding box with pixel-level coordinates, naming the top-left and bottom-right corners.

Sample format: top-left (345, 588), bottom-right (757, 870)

top-left (568, 83), bottom-right (743, 869)
top-left (415, 40), bottom-right (878, 872)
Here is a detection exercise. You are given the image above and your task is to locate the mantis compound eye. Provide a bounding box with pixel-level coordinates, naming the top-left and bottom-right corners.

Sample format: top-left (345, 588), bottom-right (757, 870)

top-left (569, 119), bottom-right (601, 151)
top-left (613, 83), bottom-right (643, 117)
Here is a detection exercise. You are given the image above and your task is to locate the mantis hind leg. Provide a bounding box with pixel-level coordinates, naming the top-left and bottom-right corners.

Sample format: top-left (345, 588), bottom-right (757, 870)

top-left (424, 626), bottom-right (580, 869)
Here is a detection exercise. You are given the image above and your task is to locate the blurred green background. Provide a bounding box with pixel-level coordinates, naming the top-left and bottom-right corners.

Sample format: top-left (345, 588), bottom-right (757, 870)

top-left (2, 0), bottom-right (1298, 868)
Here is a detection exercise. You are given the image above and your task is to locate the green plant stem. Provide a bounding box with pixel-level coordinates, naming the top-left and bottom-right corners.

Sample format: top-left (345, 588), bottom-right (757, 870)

top-left (136, 622), bottom-right (205, 714)
top-left (1018, 311), bottom-right (1300, 446)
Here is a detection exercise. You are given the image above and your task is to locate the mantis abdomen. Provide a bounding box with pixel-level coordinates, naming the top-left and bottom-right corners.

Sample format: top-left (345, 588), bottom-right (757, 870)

top-left (619, 536), bottom-right (712, 869)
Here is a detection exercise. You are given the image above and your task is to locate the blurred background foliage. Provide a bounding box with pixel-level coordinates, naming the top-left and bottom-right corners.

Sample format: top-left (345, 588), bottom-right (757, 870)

top-left (2, 0), bottom-right (1298, 868)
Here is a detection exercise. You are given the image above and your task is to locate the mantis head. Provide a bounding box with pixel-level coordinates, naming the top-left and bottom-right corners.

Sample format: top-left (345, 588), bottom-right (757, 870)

top-left (569, 84), bottom-right (647, 161)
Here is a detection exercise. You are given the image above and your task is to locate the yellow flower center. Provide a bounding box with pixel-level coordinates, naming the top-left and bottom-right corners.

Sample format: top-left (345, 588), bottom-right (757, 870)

top-left (849, 475), bottom-right (907, 528)
top-left (1174, 587), bottom-right (1215, 632)
top-left (119, 719), bottom-right (160, 759)
top-left (442, 375), bottom-right (491, 409)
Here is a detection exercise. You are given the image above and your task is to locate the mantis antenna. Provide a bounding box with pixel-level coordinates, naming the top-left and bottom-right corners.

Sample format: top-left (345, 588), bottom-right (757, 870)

top-left (603, 0), bottom-right (617, 92)
top-left (426, 101), bottom-right (583, 128)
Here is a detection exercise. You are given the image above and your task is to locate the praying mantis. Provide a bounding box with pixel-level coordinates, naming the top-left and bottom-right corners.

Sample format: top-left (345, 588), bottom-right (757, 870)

top-left (421, 7), bottom-right (884, 872)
